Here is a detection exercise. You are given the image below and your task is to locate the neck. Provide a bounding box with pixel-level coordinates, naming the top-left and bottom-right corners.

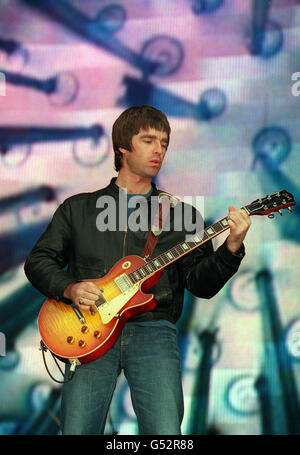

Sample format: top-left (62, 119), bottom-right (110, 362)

top-left (115, 171), bottom-right (152, 194)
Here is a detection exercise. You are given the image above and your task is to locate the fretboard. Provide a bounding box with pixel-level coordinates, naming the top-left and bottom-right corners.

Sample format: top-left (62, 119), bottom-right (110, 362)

top-left (126, 189), bottom-right (296, 284)
top-left (128, 213), bottom-right (236, 285)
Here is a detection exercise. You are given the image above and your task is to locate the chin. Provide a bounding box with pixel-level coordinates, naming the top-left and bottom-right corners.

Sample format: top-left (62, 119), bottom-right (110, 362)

top-left (141, 169), bottom-right (159, 179)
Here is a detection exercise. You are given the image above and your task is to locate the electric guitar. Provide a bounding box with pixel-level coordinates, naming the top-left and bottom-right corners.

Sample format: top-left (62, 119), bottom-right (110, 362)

top-left (38, 190), bottom-right (295, 365)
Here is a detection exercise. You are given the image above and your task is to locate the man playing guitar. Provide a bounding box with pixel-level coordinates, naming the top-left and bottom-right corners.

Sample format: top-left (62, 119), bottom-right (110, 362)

top-left (24, 105), bottom-right (251, 435)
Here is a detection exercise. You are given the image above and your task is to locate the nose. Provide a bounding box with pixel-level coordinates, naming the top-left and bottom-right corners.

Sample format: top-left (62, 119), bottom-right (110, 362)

top-left (154, 140), bottom-right (164, 156)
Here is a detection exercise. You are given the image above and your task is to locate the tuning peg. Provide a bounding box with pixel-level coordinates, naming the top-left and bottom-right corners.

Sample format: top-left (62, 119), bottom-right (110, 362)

top-left (278, 210), bottom-right (283, 216)
top-left (288, 207), bottom-right (293, 213)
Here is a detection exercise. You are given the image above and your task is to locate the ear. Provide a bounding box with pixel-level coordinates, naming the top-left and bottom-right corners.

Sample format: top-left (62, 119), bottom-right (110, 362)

top-left (118, 147), bottom-right (128, 155)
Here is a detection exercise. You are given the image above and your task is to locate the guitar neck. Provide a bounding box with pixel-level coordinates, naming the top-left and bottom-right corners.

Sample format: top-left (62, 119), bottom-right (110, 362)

top-left (127, 188), bottom-right (296, 285)
top-left (128, 207), bottom-right (249, 284)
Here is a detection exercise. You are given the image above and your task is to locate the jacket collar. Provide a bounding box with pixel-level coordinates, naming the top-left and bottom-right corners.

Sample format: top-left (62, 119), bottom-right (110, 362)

top-left (108, 177), bottom-right (158, 198)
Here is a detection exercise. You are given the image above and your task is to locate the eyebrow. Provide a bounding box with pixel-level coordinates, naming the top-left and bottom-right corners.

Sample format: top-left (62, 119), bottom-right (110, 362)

top-left (139, 134), bottom-right (169, 145)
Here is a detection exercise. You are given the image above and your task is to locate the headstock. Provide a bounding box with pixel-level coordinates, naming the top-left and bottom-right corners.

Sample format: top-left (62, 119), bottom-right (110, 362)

top-left (245, 190), bottom-right (296, 218)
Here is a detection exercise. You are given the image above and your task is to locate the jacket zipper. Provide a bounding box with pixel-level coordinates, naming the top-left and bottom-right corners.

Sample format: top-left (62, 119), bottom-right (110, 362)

top-left (122, 225), bottom-right (128, 257)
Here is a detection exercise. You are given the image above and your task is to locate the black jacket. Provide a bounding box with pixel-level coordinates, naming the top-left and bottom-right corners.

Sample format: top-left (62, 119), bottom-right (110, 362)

top-left (24, 178), bottom-right (245, 324)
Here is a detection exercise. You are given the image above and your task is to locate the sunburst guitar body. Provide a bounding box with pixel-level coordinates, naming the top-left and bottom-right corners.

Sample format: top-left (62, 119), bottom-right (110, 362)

top-left (38, 255), bottom-right (161, 365)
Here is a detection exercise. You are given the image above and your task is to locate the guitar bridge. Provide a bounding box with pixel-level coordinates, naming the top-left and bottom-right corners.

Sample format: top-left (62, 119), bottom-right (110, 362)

top-left (95, 293), bottom-right (107, 308)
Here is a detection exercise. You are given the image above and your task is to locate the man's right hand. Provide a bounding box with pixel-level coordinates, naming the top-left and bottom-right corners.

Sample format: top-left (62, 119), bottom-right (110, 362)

top-left (63, 282), bottom-right (102, 310)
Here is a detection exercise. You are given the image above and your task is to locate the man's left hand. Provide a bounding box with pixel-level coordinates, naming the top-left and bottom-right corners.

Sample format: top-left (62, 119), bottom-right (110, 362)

top-left (226, 205), bottom-right (251, 254)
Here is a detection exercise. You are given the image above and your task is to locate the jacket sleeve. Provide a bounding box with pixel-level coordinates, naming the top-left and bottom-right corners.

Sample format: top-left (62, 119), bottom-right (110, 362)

top-left (175, 201), bottom-right (245, 299)
top-left (24, 200), bottom-right (76, 301)
top-left (177, 238), bottom-right (245, 299)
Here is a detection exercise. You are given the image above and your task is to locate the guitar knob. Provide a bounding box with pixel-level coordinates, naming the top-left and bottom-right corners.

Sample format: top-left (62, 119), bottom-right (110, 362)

top-left (278, 210), bottom-right (283, 216)
top-left (81, 325), bottom-right (89, 334)
top-left (78, 340), bottom-right (86, 348)
top-left (288, 207), bottom-right (292, 213)
top-left (94, 330), bottom-right (101, 339)
top-left (67, 336), bottom-right (74, 344)
top-left (90, 307), bottom-right (96, 316)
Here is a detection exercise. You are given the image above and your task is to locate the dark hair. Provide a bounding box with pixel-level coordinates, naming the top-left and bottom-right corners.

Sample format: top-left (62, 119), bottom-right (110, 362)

top-left (112, 105), bottom-right (171, 172)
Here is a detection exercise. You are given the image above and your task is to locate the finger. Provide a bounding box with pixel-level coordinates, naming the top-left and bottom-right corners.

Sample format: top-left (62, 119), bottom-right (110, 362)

top-left (227, 212), bottom-right (238, 226)
top-left (77, 300), bottom-right (91, 310)
top-left (80, 291), bottom-right (99, 302)
top-left (83, 282), bottom-right (102, 296)
top-left (241, 210), bottom-right (252, 225)
top-left (77, 297), bottom-right (95, 309)
top-left (76, 283), bottom-right (101, 297)
top-left (228, 209), bottom-right (249, 226)
top-left (228, 206), bottom-right (239, 222)
top-left (77, 303), bottom-right (91, 311)
top-left (235, 212), bottom-right (251, 227)
top-left (230, 207), bottom-right (251, 224)
top-left (227, 218), bottom-right (235, 229)
top-left (227, 218), bottom-right (247, 237)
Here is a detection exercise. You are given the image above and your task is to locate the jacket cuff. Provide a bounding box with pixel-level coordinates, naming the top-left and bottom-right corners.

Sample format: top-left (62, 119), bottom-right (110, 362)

top-left (216, 241), bottom-right (245, 267)
top-left (52, 276), bottom-right (77, 304)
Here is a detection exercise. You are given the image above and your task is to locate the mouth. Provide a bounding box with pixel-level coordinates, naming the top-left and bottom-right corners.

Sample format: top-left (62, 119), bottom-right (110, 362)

top-left (148, 160), bottom-right (161, 167)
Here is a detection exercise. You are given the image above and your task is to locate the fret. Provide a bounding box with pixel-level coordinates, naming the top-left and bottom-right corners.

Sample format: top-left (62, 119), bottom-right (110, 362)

top-left (157, 254), bottom-right (167, 265)
top-left (175, 244), bottom-right (185, 255)
top-left (181, 242), bottom-right (190, 251)
top-left (153, 258), bottom-right (162, 268)
top-left (193, 233), bottom-right (203, 243)
top-left (139, 267), bottom-right (147, 277)
top-left (171, 247), bottom-right (180, 258)
top-left (206, 226), bottom-right (215, 237)
top-left (133, 270), bottom-right (142, 281)
top-left (186, 240), bottom-right (197, 248)
top-left (175, 244), bottom-right (185, 256)
top-left (220, 217), bottom-right (229, 227)
top-left (170, 248), bottom-right (178, 259)
top-left (161, 253), bottom-right (169, 265)
top-left (149, 261), bottom-right (157, 271)
top-left (128, 272), bottom-right (136, 284)
top-left (211, 222), bottom-right (223, 233)
top-left (244, 204), bottom-right (252, 214)
top-left (145, 263), bottom-right (154, 273)
top-left (202, 231), bottom-right (209, 241)
top-left (130, 271), bottom-right (140, 283)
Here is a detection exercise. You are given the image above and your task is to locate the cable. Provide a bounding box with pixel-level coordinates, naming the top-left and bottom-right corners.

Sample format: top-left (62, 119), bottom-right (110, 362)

top-left (40, 340), bottom-right (76, 384)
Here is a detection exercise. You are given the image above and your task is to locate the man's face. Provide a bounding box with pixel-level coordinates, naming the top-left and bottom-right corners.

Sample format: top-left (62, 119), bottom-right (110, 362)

top-left (119, 127), bottom-right (169, 179)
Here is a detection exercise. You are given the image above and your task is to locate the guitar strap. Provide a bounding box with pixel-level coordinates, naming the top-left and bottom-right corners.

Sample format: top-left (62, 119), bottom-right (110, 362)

top-left (142, 189), bottom-right (179, 261)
